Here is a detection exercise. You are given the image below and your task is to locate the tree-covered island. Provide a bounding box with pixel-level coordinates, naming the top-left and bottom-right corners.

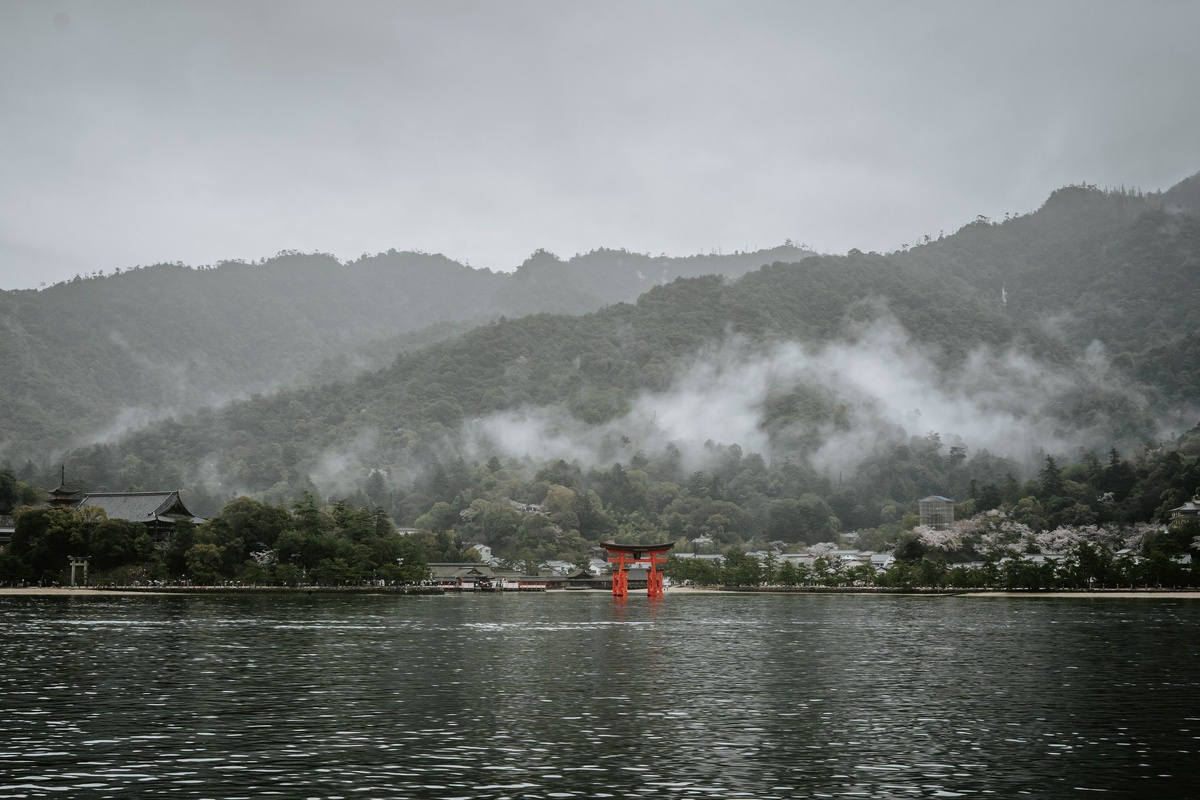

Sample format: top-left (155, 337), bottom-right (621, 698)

top-left (3, 436), bottom-right (1199, 591)
top-left (3, 176), bottom-right (1200, 591)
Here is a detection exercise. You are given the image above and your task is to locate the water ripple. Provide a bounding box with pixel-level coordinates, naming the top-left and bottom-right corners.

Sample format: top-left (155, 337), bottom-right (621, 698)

top-left (2, 594), bottom-right (1200, 797)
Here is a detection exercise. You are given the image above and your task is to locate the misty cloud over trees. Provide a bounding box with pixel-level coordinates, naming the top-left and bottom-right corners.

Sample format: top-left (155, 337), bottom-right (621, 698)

top-left (4, 176), bottom-right (1200, 583)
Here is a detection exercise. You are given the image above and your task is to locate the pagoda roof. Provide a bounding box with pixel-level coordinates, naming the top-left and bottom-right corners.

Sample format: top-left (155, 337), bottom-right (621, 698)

top-left (76, 491), bottom-right (201, 525)
top-left (47, 484), bottom-right (80, 503)
top-left (47, 466), bottom-right (79, 498)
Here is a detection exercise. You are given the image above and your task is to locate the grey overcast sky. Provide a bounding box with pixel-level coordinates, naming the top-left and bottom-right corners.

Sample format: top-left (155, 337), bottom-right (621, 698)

top-left (2, 0), bottom-right (1198, 290)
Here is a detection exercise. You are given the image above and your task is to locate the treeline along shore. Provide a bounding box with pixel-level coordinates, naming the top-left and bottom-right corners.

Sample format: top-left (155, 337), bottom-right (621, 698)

top-left (4, 585), bottom-right (1200, 599)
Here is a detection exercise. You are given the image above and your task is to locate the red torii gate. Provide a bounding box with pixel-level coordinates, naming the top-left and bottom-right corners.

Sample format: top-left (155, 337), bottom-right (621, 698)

top-left (602, 541), bottom-right (674, 599)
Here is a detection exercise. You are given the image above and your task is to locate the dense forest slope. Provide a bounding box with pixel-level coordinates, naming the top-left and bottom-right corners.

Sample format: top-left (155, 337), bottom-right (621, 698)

top-left (0, 245), bottom-right (810, 461)
top-left (14, 175), bottom-right (1194, 533)
top-left (4, 175), bottom-right (1200, 580)
top-left (914, 183), bottom-right (1200, 374)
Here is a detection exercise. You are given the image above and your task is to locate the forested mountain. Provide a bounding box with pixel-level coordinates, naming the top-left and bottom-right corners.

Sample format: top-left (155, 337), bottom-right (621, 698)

top-left (5, 175), bottom-right (1200, 581)
top-left (0, 244), bottom-right (811, 462)
top-left (913, 183), bottom-right (1200, 387)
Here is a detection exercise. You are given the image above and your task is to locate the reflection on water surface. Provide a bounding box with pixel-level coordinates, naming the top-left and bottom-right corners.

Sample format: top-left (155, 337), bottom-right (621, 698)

top-left (2, 593), bottom-right (1199, 798)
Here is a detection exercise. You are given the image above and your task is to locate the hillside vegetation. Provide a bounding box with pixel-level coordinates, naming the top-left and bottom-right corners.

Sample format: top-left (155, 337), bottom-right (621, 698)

top-left (4, 175), bottom-right (1200, 581)
top-left (0, 245), bottom-right (811, 461)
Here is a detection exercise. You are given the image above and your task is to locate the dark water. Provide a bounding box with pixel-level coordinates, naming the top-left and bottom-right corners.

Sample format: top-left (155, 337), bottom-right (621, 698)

top-left (2, 593), bottom-right (1199, 799)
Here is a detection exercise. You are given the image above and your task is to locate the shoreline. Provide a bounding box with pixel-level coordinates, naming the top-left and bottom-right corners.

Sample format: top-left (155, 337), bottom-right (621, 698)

top-left (956, 590), bottom-right (1200, 599)
top-left (0, 587), bottom-right (173, 596)
top-left (705, 587), bottom-right (1200, 598)
top-left (4, 585), bottom-right (1200, 599)
top-left (0, 585), bottom-right (443, 597)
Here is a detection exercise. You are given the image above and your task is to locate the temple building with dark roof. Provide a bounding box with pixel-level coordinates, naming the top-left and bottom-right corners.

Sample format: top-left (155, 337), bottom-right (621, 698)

top-left (76, 491), bottom-right (204, 534)
top-left (1169, 496), bottom-right (1200, 522)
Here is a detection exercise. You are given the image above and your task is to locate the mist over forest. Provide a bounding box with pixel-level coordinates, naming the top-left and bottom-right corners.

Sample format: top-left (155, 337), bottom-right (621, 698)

top-left (4, 174), bottom-right (1200, 581)
top-left (0, 243), bottom-right (812, 461)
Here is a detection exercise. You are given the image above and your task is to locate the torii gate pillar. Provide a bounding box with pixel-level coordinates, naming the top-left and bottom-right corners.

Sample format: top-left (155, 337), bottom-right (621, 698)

top-left (602, 541), bottom-right (674, 599)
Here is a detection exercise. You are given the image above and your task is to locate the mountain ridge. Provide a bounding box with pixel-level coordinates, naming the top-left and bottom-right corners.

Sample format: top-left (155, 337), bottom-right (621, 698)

top-left (27, 174), bottom-right (1196, 522)
top-left (5, 174), bottom-right (1199, 532)
top-left (0, 243), bottom-right (814, 462)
